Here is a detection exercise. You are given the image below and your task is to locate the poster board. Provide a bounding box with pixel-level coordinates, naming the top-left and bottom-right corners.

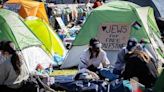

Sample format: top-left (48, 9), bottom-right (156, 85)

top-left (56, 17), bottom-right (66, 29)
top-left (97, 23), bottom-right (131, 50)
top-left (55, 17), bottom-right (70, 36)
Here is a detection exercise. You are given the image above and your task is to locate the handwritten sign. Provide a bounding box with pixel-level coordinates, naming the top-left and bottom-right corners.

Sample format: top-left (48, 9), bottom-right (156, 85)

top-left (97, 23), bottom-right (131, 50)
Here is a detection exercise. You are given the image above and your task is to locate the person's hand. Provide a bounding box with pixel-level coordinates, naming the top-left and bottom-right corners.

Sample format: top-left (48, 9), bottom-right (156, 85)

top-left (88, 71), bottom-right (100, 80)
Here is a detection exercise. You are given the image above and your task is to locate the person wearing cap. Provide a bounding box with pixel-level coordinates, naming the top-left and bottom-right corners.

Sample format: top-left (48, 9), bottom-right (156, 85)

top-left (113, 38), bottom-right (138, 75)
top-left (78, 38), bottom-right (117, 80)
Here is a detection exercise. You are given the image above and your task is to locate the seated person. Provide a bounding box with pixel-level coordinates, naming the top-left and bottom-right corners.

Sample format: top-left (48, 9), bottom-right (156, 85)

top-left (139, 38), bottom-right (158, 68)
top-left (78, 38), bottom-right (117, 80)
top-left (122, 47), bottom-right (158, 88)
top-left (0, 41), bottom-right (29, 92)
top-left (113, 38), bottom-right (138, 75)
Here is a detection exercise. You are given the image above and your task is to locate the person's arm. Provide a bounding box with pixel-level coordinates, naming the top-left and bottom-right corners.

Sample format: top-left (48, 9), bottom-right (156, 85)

top-left (114, 49), bottom-right (126, 70)
top-left (113, 49), bottom-right (126, 75)
top-left (78, 61), bottom-right (89, 73)
top-left (0, 62), bottom-right (9, 85)
top-left (78, 55), bottom-right (100, 79)
top-left (78, 51), bottom-right (89, 73)
top-left (101, 51), bottom-right (110, 68)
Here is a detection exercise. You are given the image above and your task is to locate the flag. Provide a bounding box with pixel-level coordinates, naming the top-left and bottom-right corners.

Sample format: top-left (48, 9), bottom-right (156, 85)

top-left (132, 21), bottom-right (142, 30)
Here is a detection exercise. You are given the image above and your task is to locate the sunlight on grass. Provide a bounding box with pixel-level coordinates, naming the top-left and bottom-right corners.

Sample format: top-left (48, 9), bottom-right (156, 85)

top-left (50, 69), bottom-right (78, 76)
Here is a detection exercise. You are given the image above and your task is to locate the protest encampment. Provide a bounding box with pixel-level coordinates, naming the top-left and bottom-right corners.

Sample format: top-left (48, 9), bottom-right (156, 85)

top-left (0, 0), bottom-right (164, 92)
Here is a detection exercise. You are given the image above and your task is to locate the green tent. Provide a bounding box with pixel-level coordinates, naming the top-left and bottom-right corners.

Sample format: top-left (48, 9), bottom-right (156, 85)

top-left (0, 9), bottom-right (54, 72)
top-left (61, 1), bottom-right (164, 68)
top-left (74, 1), bottom-right (160, 45)
top-left (0, 9), bottom-right (41, 50)
top-left (154, 69), bottom-right (164, 92)
top-left (24, 17), bottom-right (66, 57)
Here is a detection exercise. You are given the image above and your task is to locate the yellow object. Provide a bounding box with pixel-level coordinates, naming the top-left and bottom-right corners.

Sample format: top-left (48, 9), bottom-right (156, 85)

top-left (25, 18), bottom-right (66, 57)
top-left (6, 0), bottom-right (49, 24)
top-left (51, 69), bottom-right (78, 76)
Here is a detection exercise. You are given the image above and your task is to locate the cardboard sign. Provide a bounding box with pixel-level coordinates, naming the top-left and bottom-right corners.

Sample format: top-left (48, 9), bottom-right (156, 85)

top-left (97, 23), bottom-right (131, 50)
top-left (56, 17), bottom-right (66, 29)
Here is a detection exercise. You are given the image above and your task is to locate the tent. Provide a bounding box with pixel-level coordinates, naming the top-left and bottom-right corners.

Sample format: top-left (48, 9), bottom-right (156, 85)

top-left (24, 17), bottom-right (67, 57)
top-left (126, 0), bottom-right (161, 17)
top-left (111, 0), bottom-right (161, 18)
top-left (113, 0), bottom-right (164, 18)
top-left (61, 1), bottom-right (164, 68)
top-left (154, 69), bottom-right (164, 92)
top-left (4, 0), bottom-right (49, 23)
top-left (0, 9), bottom-right (54, 72)
top-left (0, 9), bottom-right (40, 50)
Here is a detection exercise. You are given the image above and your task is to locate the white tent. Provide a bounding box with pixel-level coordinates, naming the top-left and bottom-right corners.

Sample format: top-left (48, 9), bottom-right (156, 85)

top-left (21, 46), bottom-right (54, 73)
